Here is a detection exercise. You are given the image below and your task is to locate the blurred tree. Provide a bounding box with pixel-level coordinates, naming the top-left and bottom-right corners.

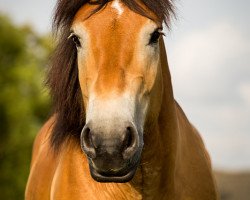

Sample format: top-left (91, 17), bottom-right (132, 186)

top-left (0, 14), bottom-right (52, 199)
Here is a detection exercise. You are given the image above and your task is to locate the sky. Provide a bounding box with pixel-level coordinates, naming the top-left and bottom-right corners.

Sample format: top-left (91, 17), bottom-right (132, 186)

top-left (0, 0), bottom-right (249, 171)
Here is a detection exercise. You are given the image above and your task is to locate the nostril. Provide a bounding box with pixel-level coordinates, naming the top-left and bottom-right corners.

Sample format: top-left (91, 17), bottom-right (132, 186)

top-left (81, 126), bottom-right (96, 158)
top-left (83, 127), bottom-right (93, 148)
top-left (124, 127), bottom-right (134, 149)
top-left (122, 126), bottom-right (138, 159)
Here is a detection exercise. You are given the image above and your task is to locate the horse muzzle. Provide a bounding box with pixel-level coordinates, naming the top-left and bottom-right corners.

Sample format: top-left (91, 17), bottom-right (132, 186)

top-left (80, 121), bottom-right (143, 182)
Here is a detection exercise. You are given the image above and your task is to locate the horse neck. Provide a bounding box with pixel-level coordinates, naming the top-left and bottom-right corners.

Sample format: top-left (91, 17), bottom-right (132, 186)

top-left (140, 38), bottom-right (179, 198)
top-left (158, 38), bottom-right (179, 148)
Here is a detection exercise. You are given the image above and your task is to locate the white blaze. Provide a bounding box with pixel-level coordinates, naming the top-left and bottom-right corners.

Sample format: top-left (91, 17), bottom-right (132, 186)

top-left (111, 0), bottom-right (124, 16)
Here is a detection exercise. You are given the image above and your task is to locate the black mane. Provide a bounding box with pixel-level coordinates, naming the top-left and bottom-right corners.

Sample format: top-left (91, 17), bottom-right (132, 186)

top-left (47, 0), bottom-right (175, 150)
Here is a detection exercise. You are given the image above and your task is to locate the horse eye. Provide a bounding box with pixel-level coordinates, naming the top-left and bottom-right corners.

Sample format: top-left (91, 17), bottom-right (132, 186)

top-left (149, 31), bottom-right (161, 45)
top-left (70, 34), bottom-right (81, 48)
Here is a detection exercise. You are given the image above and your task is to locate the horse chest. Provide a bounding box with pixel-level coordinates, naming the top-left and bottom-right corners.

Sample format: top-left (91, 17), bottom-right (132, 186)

top-left (51, 175), bottom-right (143, 200)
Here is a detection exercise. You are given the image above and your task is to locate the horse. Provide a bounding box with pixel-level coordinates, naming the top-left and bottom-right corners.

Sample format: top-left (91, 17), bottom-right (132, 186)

top-left (25, 0), bottom-right (218, 199)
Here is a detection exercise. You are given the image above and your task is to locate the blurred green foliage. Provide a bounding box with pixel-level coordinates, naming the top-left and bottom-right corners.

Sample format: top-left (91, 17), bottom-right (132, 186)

top-left (0, 14), bottom-right (52, 199)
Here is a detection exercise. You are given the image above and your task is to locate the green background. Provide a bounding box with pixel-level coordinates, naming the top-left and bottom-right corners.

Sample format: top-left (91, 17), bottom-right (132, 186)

top-left (0, 14), bottom-right (52, 199)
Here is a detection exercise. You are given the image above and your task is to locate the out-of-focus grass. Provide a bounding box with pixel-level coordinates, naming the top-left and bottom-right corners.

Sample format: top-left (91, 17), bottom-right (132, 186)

top-left (0, 14), bottom-right (52, 199)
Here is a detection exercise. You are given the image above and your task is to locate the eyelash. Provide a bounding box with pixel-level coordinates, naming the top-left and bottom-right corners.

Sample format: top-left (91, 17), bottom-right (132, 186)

top-left (68, 33), bottom-right (81, 48)
top-left (149, 29), bottom-right (165, 45)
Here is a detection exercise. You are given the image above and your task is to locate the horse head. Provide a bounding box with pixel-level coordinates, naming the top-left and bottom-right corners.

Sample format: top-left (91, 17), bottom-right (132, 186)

top-left (49, 0), bottom-right (174, 183)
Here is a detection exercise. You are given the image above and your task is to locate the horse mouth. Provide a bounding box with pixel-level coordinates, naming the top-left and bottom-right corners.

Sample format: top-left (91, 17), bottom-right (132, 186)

top-left (89, 164), bottom-right (138, 183)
